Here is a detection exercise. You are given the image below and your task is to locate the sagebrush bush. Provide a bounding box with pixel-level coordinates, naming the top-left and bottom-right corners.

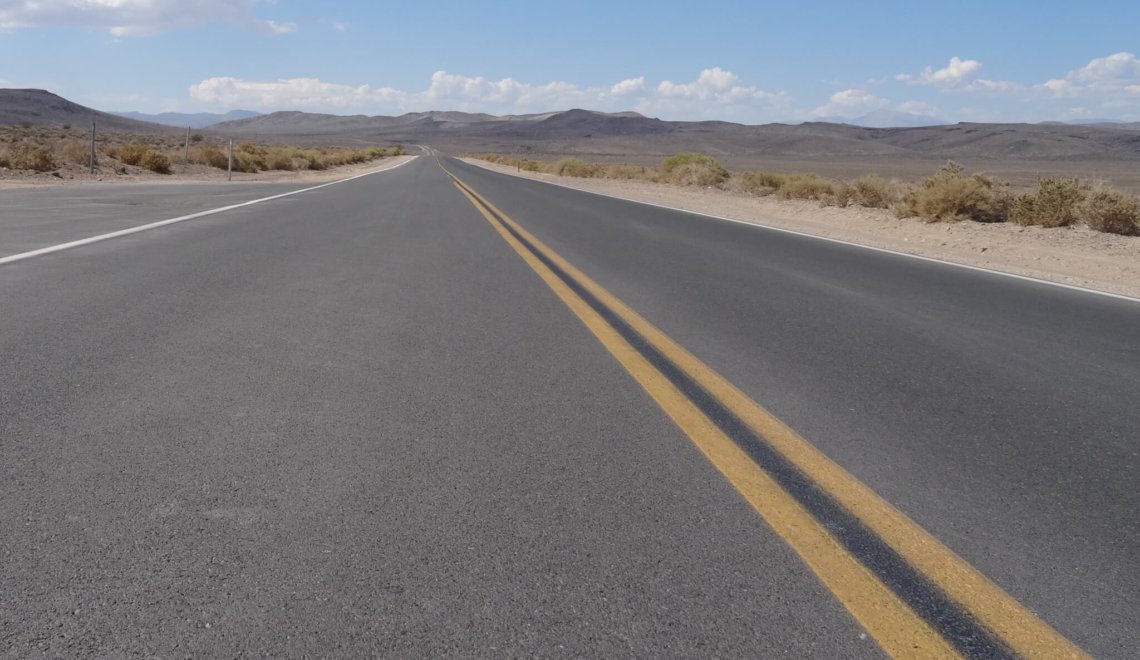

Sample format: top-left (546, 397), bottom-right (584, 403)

top-left (1082, 188), bottom-right (1140, 235)
top-left (896, 162), bottom-right (1010, 223)
top-left (777, 173), bottom-right (834, 200)
top-left (6, 144), bottom-right (56, 171)
top-left (1010, 178), bottom-right (1086, 228)
top-left (659, 152), bottom-right (728, 186)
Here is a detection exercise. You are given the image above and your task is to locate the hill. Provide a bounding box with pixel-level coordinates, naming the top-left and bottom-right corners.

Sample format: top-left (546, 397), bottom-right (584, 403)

top-left (0, 89), bottom-right (173, 133)
top-left (112, 109), bottom-right (260, 129)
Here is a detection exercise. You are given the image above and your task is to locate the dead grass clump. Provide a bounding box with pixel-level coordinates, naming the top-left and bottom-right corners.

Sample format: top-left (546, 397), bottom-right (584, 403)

top-left (737, 171), bottom-right (787, 196)
top-left (605, 163), bottom-right (653, 180)
top-left (776, 173), bottom-right (835, 200)
top-left (896, 162), bottom-right (1011, 223)
top-left (553, 157), bottom-right (600, 178)
top-left (1082, 188), bottom-right (1140, 235)
top-left (5, 144), bottom-right (56, 171)
top-left (59, 140), bottom-right (93, 167)
top-left (1010, 178), bottom-right (1086, 228)
top-left (659, 152), bottom-right (729, 187)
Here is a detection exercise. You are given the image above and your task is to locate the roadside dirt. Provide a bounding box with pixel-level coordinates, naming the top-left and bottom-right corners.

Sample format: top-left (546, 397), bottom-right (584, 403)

top-left (462, 158), bottom-right (1140, 300)
top-left (0, 155), bottom-right (416, 189)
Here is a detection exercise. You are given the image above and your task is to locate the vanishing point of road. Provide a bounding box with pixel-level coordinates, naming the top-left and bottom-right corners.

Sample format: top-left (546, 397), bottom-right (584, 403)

top-left (1, 153), bottom-right (1137, 658)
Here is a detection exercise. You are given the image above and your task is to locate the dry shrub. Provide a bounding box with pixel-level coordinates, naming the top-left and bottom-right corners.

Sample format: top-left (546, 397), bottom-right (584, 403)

top-left (59, 139), bottom-right (93, 166)
top-left (666, 162), bottom-right (729, 187)
top-left (114, 143), bottom-right (151, 166)
top-left (519, 159), bottom-right (547, 172)
top-left (823, 182), bottom-right (854, 207)
top-left (1082, 188), bottom-right (1140, 235)
top-left (140, 150), bottom-right (171, 174)
top-left (199, 147), bottom-right (229, 169)
top-left (267, 152), bottom-right (296, 171)
top-left (777, 173), bottom-right (835, 200)
top-left (896, 162), bottom-right (1010, 223)
top-left (659, 152), bottom-right (728, 186)
top-left (737, 171), bottom-right (786, 195)
top-left (1010, 178), bottom-right (1086, 228)
top-left (849, 175), bottom-right (897, 208)
top-left (553, 157), bottom-right (600, 177)
top-left (6, 144), bottom-right (56, 171)
top-left (232, 152), bottom-right (264, 173)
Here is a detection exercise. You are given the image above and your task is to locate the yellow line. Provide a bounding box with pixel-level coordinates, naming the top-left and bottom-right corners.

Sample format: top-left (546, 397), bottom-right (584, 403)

top-left (448, 173), bottom-right (1088, 660)
top-left (451, 181), bottom-right (957, 658)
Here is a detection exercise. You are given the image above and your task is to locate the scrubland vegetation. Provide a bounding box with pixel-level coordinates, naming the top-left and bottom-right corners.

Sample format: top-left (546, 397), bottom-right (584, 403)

top-left (468, 152), bottom-right (1140, 236)
top-left (0, 126), bottom-right (405, 176)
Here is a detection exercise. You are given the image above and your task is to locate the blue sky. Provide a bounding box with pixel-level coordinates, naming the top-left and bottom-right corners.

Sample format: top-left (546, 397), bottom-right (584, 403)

top-left (1, 0), bottom-right (1139, 123)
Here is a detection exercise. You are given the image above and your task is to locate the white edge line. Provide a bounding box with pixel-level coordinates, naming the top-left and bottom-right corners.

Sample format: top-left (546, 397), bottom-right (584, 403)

top-left (458, 158), bottom-right (1140, 305)
top-left (0, 156), bottom-right (418, 267)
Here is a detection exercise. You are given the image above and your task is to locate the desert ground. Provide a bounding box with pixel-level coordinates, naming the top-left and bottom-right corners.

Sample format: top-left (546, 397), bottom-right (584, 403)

top-left (462, 158), bottom-right (1140, 300)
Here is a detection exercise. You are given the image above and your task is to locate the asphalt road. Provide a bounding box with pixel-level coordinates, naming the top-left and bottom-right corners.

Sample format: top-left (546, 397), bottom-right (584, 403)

top-left (1, 154), bottom-right (1137, 657)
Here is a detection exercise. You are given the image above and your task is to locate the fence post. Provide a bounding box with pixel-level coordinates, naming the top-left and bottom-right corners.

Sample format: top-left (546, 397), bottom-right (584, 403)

top-left (89, 122), bottom-right (96, 175)
top-left (227, 138), bottom-right (233, 181)
top-left (185, 126), bottom-right (190, 163)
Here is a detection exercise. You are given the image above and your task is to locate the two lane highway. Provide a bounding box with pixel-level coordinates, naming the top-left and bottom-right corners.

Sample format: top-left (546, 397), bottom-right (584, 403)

top-left (2, 154), bottom-right (1136, 657)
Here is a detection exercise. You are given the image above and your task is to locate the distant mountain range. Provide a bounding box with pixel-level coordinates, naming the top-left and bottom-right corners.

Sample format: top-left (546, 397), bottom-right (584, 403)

top-left (816, 108), bottom-right (948, 127)
top-left (206, 106), bottom-right (1140, 161)
top-left (3, 88), bottom-right (1139, 163)
top-left (112, 109), bottom-right (261, 129)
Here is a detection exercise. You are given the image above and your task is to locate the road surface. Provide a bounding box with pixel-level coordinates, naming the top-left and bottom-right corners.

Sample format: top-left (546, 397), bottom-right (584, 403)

top-left (1, 154), bottom-right (1136, 658)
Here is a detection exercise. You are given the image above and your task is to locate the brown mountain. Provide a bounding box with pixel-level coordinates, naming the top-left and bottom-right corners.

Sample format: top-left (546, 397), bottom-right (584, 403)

top-left (0, 89), bottom-right (173, 133)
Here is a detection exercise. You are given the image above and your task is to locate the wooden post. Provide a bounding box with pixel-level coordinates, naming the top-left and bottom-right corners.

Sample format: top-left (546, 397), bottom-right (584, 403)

top-left (185, 126), bottom-right (191, 163)
top-left (90, 122), bottom-right (97, 175)
top-left (227, 139), bottom-right (233, 181)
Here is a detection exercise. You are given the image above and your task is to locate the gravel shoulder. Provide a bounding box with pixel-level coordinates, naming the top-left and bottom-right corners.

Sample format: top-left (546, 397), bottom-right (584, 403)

top-left (461, 158), bottom-right (1140, 300)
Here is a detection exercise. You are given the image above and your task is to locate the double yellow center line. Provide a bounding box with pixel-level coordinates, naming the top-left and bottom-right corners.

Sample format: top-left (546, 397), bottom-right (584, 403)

top-left (446, 165), bottom-right (1086, 659)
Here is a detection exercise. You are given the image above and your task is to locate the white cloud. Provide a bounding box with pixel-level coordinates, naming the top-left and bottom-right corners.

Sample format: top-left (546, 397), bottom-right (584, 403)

top-left (609, 77), bottom-right (645, 96)
top-left (897, 57), bottom-right (982, 87)
top-left (0, 0), bottom-right (292, 36)
top-left (188, 68), bottom-right (792, 122)
top-left (896, 57), bottom-right (1019, 95)
top-left (810, 89), bottom-right (888, 118)
top-left (642, 68), bottom-right (790, 120)
top-left (1041, 52), bottom-right (1140, 97)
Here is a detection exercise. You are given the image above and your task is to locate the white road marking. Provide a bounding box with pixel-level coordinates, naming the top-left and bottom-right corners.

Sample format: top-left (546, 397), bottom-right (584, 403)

top-left (0, 156), bottom-right (417, 267)
top-left (464, 160), bottom-right (1140, 305)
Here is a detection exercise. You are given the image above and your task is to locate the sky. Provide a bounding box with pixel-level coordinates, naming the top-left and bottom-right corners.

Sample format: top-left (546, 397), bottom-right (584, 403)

top-left (1, 0), bottom-right (1139, 124)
